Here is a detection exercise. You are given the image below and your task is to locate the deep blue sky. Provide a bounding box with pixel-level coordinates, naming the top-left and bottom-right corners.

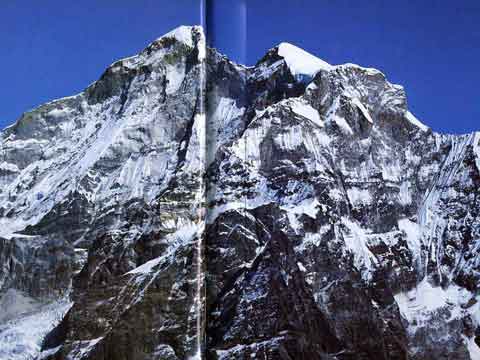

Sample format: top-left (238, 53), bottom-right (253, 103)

top-left (210, 0), bottom-right (480, 134)
top-left (1, 1), bottom-right (479, 134)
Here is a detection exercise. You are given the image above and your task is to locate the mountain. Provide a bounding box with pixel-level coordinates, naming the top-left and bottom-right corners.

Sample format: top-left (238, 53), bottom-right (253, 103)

top-left (0, 25), bottom-right (479, 360)
top-left (0, 25), bottom-right (206, 359)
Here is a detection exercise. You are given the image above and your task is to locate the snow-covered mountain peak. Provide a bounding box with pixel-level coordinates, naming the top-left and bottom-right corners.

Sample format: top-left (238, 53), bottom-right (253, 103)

top-left (156, 25), bottom-right (203, 48)
top-left (0, 24), bottom-right (207, 241)
top-left (277, 42), bottom-right (333, 78)
top-left (1, 26), bottom-right (206, 142)
top-left (120, 25), bottom-right (205, 67)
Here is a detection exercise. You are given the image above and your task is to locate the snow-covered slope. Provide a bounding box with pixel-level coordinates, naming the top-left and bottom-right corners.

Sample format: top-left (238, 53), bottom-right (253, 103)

top-left (0, 25), bottom-right (479, 360)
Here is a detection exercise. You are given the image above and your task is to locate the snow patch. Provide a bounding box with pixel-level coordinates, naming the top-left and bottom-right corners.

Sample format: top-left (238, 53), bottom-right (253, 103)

top-left (473, 132), bottom-right (480, 174)
top-left (352, 98), bottom-right (373, 124)
top-left (332, 114), bottom-right (353, 135)
top-left (394, 278), bottom-right (480, 334)
top-left (297, 262), bottom-right (307, 272)
top-left (398, 181), bottom-right (412, 206)
top-left (127, 256), bottom-right (164, 275)
top-left (0, 299), bottom-right (71, 360)
top-left (196, 27), bottom-right (206, 61)
top-left (405, 111), bottom-right (429, 132)
top-left (464, 335), bottom-right (480, 360)
top-left (0, 289), bottom-right (41, 323)
top-left (68, 337), bottom-right (103, 359)
top-left (38, 345), bottom-right (62, 359)
top-left (127, 222), bottom-right (198, 275)
top-left (398, 218), bottom-right (421, 259)
top-left (341, 218), bottom-right (377, 279)
top-left (347, 187), bottom-right (372, 206)
top-left (290, 100), bottom-right (323, 127)
top-left (395, 279), bottom-right (448, 321)
top-left (0, 161), bottom-right (19, 173)
top-left (282, 197), bottom-right (320, 219)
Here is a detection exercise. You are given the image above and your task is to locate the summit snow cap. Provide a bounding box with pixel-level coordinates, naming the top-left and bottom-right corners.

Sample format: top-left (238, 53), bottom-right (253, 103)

top-left (154, 25), bottom-right (204, 49)
top-left (277, 42), bottom-right (333, 79)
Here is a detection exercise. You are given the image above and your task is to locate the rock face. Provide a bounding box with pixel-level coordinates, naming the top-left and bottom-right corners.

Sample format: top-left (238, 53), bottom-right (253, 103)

top-left (0, 25), bottom-right (479, 359)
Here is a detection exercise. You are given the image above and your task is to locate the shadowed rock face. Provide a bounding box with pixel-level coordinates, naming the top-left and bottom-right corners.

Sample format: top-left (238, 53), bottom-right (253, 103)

top-left (0, 26), bottom-right (479, 360)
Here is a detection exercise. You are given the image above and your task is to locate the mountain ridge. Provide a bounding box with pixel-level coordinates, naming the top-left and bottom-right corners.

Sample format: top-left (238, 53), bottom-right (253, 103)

top-left (0, 25), bottom-right (479, 359)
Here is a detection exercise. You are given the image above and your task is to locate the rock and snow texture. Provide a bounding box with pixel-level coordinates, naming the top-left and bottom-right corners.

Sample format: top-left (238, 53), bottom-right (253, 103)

top-left (0, 25), bottom-right (206, 360)
top-left (0, 297), bottom-right (71, 360)
top-left (0, 25), bottom-right (480, 360)
top-left (206, 32), bottom-right (480, 360)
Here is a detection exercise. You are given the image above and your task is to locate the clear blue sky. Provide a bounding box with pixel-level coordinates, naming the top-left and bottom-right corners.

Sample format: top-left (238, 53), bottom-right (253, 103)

top-left (1, 1), bottom-right (479, 134)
